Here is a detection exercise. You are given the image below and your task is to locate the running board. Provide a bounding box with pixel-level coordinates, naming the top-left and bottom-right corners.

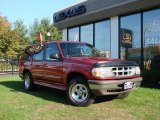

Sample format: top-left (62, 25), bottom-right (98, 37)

top-left (34, 81), bottom-right (66, 90)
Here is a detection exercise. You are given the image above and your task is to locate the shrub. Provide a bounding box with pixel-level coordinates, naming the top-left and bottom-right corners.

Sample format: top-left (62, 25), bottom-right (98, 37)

top-left (141, 69), bottom-right (160, 88)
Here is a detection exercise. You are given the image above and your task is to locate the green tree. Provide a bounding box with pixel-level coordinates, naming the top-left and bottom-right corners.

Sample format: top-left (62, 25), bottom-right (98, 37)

top-left (30, 18), bottom-right (39, 42)
top-left (0, 17), bottom-right (62, 58)
top-left (0, 16), bottom-right (15, 57)
top-left (13, 20), bottom-right (31, 52)
top-left (30, 18), bottom-right (62, 43)
top-left (13, 20), bottom-right (28, 37)
top-left (0, 16), bottom-right (28, 58)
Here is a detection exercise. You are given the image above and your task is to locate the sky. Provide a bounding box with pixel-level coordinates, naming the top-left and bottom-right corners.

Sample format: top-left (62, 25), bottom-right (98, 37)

top-left (0, 0), bottom-right (80, 27)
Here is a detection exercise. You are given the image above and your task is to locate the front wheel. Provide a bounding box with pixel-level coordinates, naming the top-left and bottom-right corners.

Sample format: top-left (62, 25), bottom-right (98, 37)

top-left (66, 77), bottom-right (94, 107)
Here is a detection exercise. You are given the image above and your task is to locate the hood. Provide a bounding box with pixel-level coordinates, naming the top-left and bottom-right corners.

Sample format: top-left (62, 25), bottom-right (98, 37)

top-left (64, 57), bottom-right (138, 67)
top-left (65, 57), bottom-right (120, 66)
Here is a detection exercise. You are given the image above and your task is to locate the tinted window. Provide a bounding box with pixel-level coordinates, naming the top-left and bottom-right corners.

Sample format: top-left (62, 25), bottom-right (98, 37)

top-left (34, 49), bottom-right (44, 60)
top-left (45, 43), bottom-right (59, 60)
top-left (120, 14), bottom-right (141, 66)
top-left (143, 9), bottom-right (160, 70)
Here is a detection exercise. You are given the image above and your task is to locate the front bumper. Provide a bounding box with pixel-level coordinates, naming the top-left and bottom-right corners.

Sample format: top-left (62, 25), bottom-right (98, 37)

top-left (88, 77), bottom-right (142, 96)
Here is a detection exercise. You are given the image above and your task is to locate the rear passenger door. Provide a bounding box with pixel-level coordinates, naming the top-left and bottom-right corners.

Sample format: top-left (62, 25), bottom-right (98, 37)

top-left (43, 43), bottom-right (64, 85)
top-left (31, 46), bottom-right (45, 81)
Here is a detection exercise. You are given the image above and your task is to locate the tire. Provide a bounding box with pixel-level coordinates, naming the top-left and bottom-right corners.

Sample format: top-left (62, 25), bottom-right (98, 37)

top-left (117, 92), bottom-right (130, 99)
top-left (23, 72), bottom-right (36, 91)
top-left (66, 77), bottom-right (95, 107)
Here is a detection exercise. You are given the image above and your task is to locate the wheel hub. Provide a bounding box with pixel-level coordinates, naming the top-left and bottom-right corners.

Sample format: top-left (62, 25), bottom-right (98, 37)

top-left (71, 84), bottom-right (88, 103)
top-left (24, 76), bottom-right (30, 89)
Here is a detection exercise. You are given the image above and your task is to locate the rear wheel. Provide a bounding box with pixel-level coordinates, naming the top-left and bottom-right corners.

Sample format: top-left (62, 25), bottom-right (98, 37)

top-left (117, 92), bottom-right (130, 99)
top-left (67, 77), bottom-right (94, 107)
top-left (23, 72), bottom-right (36, 91)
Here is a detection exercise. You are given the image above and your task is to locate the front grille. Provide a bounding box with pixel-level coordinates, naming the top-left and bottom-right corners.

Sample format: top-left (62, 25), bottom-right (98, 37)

top-left (112, 66), bottom-right (135, 77)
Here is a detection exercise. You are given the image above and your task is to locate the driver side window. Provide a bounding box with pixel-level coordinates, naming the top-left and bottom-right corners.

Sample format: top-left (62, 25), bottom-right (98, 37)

top-left (45, 43), bottom-right (60, 60)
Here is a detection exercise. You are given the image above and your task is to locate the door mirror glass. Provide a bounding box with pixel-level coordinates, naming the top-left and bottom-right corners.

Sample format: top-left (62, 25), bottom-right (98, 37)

top-left (50, 53), bottom-right (61, 60)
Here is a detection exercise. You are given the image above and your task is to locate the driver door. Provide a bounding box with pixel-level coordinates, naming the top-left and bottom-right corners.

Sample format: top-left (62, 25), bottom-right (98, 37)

top-left (43, 43), bottom-right (64, 85)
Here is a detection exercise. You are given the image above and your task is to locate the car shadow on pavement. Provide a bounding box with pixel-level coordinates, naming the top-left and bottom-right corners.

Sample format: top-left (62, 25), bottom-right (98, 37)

top-left (0, 80), bottom-right (69, 105)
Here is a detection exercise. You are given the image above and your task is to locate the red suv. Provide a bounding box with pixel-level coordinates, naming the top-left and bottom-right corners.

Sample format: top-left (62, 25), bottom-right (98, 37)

top-left (19, 41), bottom-right (142, 106)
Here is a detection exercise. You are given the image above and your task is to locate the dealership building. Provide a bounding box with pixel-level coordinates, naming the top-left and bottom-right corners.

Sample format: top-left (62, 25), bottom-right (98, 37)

top-left (53, 0), bottom-right (160, 69)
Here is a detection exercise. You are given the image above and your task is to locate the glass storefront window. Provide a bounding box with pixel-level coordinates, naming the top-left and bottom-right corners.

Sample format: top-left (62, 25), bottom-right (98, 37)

top-left (95, 20), bottom-right (111, 58)
top-left (81, 24), bottom-right (93, 45)
top-left (66, 8), bottom-right (160, 71)
top-left (68, 27), bottom-right (79, 41)
top-left (120, 14), bottom-right (141, 66)
top-left (143, 9), bottom-right (160, 70)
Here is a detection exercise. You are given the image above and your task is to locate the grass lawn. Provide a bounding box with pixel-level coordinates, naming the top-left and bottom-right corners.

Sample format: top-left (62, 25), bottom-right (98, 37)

top-left (0, 75), bottom-right (159, 120)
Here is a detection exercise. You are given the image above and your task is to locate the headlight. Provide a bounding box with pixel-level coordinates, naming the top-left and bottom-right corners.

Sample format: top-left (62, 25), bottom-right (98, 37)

top-left (135, 67), bottom-right (141, 75)
top-left (92, 67), bottom-right (114, 78)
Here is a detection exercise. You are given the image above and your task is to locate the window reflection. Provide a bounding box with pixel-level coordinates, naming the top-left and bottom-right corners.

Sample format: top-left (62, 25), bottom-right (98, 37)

top-left (120, 14), bottom-right (141, 66)
top-left (68, 27), bottom-right (79, 41)
top-left (95, 20), bottom-right (111, 58)
top-left (143, 9), bottom-right (160, 70)
top-left (81, 24), bottom-right (93, 45)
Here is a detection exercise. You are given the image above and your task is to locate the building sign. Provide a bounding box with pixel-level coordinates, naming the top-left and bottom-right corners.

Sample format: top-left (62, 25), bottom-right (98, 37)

top-left (54, 4), bottom-right (86, 22)
top-left (121, 28), bottom-right (132, 48)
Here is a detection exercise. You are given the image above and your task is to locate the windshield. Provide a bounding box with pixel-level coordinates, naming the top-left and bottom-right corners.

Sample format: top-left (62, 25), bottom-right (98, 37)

top-left (60, 43), bottom-right (102, 57)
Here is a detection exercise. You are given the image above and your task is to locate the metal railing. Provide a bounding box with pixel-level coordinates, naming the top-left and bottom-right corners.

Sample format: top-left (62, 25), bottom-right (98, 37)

top-left (0, 58), bottom-right (19, 75)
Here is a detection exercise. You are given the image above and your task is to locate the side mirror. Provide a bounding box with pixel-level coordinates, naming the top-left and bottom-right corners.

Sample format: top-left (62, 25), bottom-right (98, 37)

top-left (101, 54), bottom-right (105, 57)
top-left (50, 53), bottom-right (61, 60)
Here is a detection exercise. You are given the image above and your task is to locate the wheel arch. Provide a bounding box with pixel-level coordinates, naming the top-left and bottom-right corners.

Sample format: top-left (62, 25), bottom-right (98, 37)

top-left (22, 69), bottom-right (32, 79)
top-left (66, 72), bottom-right (88, 85)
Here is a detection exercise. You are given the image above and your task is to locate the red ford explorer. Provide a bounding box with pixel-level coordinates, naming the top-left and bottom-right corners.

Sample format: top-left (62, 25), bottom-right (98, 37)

top-left (19, 41), bottom-right (142, 106)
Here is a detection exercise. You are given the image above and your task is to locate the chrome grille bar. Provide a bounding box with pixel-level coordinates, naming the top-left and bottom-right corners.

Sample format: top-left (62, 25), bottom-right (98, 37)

top-left (112, 66), bottom-right (135, 77)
